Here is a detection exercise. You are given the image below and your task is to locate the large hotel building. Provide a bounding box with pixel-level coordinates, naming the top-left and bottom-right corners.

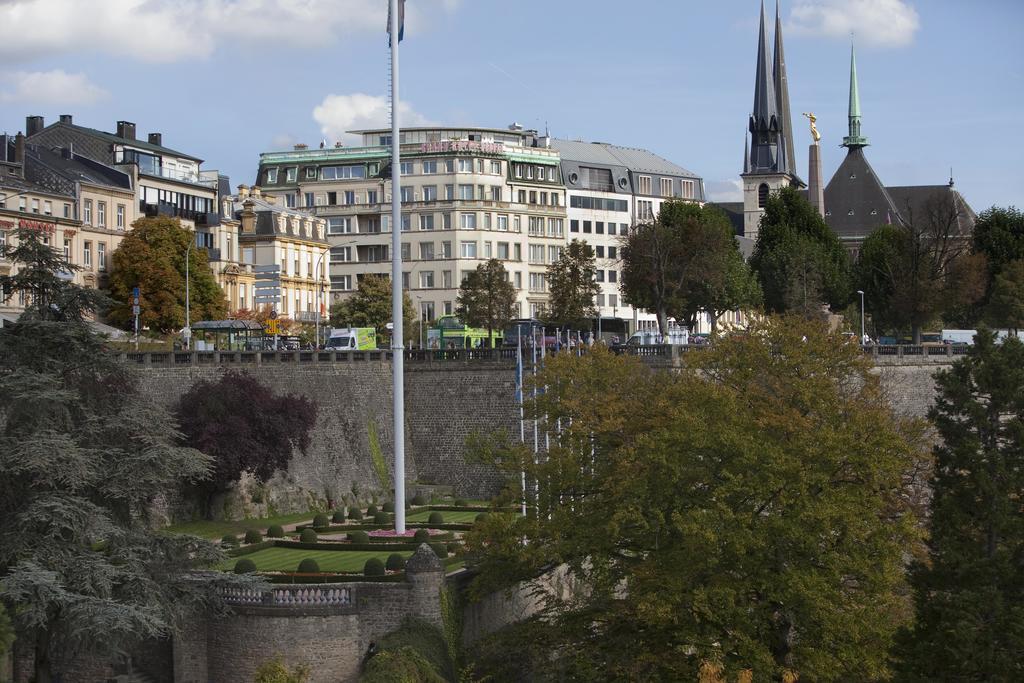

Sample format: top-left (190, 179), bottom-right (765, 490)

top-left (254, 126), bottom-right (570, 321)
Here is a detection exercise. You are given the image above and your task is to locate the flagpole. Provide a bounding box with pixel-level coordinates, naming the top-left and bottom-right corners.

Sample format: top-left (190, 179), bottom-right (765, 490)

top-left (389, 0), bottom-right (406, 534)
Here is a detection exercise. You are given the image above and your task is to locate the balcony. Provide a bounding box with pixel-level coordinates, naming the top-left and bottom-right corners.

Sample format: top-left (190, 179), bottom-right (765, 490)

top-left (141, 202), bottom-right (220, 226)
top-left (140, 165), bottom-right (218, 188)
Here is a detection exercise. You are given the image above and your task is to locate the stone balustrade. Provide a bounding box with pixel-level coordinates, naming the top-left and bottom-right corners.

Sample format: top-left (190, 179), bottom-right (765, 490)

top-left (219, 584), bottom-right (353, 609)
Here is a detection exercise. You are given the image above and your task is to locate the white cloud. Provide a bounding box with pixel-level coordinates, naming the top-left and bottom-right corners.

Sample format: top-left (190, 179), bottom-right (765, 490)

top-left (0, 69), bottom-right (108, 105)
top-left (790, 0), bottom-right (920, 48)
top-left (706, 179), bottom-right (743, 203)
top-left (312, 93), bottom-right (433, 146)
top-left (0, 0), bottom-right (460, 64)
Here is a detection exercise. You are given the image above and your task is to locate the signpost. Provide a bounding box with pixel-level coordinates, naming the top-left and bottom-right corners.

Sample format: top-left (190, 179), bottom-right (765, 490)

top-left (132, 286), bottom-right (140, 350)
top-left (253, 265), bottom-right (282, 348)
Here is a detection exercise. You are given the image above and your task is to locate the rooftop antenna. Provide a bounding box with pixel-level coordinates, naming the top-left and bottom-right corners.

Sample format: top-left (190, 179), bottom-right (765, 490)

top-left (949, 167), bottom-right (954, 187)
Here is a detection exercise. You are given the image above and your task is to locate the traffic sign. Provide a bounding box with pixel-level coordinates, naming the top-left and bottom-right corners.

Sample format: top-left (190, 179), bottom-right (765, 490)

top-left (253, 265), bottom-right (281, 273)
top-left (264, 319), bottom-right (280, 335)
top-left (132, 305), bottom-right (140, 316)
top-left (132, 286), bottom-right (140, 298)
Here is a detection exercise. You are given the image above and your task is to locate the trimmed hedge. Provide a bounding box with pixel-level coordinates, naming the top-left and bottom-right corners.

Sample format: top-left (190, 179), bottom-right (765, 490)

top-left (413, 529), bottom-right (431, 544)
top-left (411, 494), bottom-right (428, 505)
top-left (366, 505), bottom-right (379, 516)
top-left (364, 557), bottom-right (386, 576)
top-left (297, 558), bottom-right (320, 573)
top-left (347, 508), bottom-right (363, 521)
top-left (428, 512), bottom-right (445, 525)
top-left (221, 533), bottom-right (239, 547)
top-left (243, 529), bottom-right (262, 544)
top-left (429, 542), bottom-right (447, 558)
top-left (313, 513), bottom-right (330, 529)
top-left (373, 511), bottom-right (390, 525)
top-left (386, 553), bottom-right (406, 571)
top-left (299, 528), bottom-right (318, 543)
top-left (267, 524), bottom-right (285, 538)
top-left (331, 509), bottom-right (346, 523)
top-left (234, 558), bottom-right (257, 574)
top-left (454, 498), bottom-right (468, 507)
top-left (349, 530), bottom-right (370, 544)
top-left (474, 513), bottom-right (490, 524)
top-left (382, 501), bottom-right (395, 513)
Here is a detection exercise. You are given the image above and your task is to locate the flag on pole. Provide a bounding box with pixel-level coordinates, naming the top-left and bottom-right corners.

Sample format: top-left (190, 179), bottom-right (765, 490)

top-left (387, 0), bottom-right (406, 45)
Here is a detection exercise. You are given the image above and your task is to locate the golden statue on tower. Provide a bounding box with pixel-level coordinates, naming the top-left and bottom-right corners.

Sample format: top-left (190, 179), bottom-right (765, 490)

top-left (802, 112), bottom-right (821, 143)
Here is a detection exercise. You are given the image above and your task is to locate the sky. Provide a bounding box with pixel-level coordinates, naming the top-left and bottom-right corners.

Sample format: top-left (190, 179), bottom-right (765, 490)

top-left (1, 0), bottom-right (1021, 212)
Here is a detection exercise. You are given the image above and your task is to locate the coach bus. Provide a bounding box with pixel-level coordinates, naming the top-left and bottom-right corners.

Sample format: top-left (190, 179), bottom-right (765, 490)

top-left (427, 315), bottom-right (503, 349)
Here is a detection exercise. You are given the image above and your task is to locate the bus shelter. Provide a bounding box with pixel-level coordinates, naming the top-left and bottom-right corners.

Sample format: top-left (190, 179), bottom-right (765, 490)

top-left (189, 319), bottom-right (265, 351)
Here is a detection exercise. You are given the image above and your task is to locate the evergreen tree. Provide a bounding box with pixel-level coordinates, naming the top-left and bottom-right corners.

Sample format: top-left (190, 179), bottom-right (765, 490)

top-left (107, 216), bottom-right (227, 334)
top-left (455, 259), bottom-right (518, 347)
top-left (897, 331), bottom-right (1024, 680)
top-left (972, 206), bottom-right (1024, 306)
top-left (985, 259), bottom-right (1024, 334)
top-left (750, 186), bottom-right (850, 315)
top-left (544, 239), bottom-right (599, 330)
top-left (0, 228), bottom-right (231, 682)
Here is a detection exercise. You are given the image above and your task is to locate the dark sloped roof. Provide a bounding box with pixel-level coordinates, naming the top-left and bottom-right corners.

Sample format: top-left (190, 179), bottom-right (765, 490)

top-left (823, 147), bottom-right (900, 237)
top-left (29, 145), bottom-right (132, 190)
top-left (887, 185), bottom-right (976, 235)
top-left (551, 139), bottom-right (700, 179)
top-left (710, 201), bottom-right (745, 236)
top-left (58, 122), bottom-right (201, 162)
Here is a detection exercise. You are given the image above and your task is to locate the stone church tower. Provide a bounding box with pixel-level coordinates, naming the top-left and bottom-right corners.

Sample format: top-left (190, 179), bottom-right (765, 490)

top-left (742, 2), bottom-right (803, 239)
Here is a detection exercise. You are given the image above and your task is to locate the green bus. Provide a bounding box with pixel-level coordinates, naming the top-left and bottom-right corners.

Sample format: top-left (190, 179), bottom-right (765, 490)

top-left (427, 315), bottom-right (503, 349)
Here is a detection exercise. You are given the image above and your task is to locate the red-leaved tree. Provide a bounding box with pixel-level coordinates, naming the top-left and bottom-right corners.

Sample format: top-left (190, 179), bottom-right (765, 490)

top-left (175, 371), bottom-right (317, 518)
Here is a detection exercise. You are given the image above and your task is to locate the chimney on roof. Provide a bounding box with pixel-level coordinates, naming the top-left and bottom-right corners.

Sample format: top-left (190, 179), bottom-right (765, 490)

top-left (61, 146), bottom-right (73, 160)
top-left (294, 143), bottom-right (308, 150)
top-left (59, 114), bottom-right (73, 125)
top-left (148, 132), bottom-right (162, 146)
top-left (14, 133), bottom-right (25, 165)
top-left (334, 141), bottom-right (343, 148)
top-left (251, 186), bottom-right (262, 198)
top-left (26, 115), bottom-right (44, 137)
top-left (240, 199), bottom-right (256, 234)
top-left (237, 184), bottom-right (250, 199)
top-left (116, 121), bottom-right (136, 140)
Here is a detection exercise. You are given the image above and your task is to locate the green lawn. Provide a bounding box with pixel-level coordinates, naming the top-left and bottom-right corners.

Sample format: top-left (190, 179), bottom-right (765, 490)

top-left (164, 512), bottom-right (317, 539)
top-left (225, 547), bottom-right (414, 573)
top-left (406, 509), bottom-right (481, 523)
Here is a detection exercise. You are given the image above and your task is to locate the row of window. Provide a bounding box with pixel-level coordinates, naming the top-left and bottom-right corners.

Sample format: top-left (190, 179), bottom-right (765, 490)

top-left (327, 214), bottom-right (564, 236)
top-left (512, 163), bottom-right (559, 183)
top-left (236, 283), bottom-right (317, 315)
top-left (0, 231), bottom-right (107, 271)
top-left (267, 157), bottom-right (509, 185)
top-left (299, 185), bottom-right (564, 208)
top-left (82, 199), bottom-right (127, 229)
top-left (570, 220), bottom-right (629, 235)
top-left (637, 176), bottom-right (696, 199)
top-left (569, 195), bottom-right (629, 212)
top-left (0, 194), bottom-right (75, 219)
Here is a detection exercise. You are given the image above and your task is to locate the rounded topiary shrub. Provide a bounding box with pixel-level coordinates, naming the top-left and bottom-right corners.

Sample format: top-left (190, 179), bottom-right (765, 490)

top-left (233, 558), bottom-right (257, 574)
top-left (428, 511), bottom-right (445, 525)
top-left (299, 528), bottom-right (318, 543)
top-left (313, 513), bottom-right (330, 529)
top-left (267, 524), bottom-right (285, 538)
top-left (446, 542), bottom-right (459, 555)
top-left (349, 530), bottom-right (370, 544)
top-left (382, 501), bottom-right (394, 513)
top-left (221, 533), bottom-right (239, 547)
top-left (474, 513), bottom-right (490, 524)
top-left (411, 494), bottom-right (427, 506)
top-left (243, 529), bottom-right (262, 545)
top-left (332, 508), bottom-right (346, 523)
top-left (455, 498), bottom-right (468, 507)
top-left (386, 553), bottom-right (406, 571)
top-left (348, 507), bottom-right (363, 521)
top-left (373, 511), bottom-right (389, 525)
top-left (366, 505), bottom-right (379, 516)
top-left (413, 529), bottom-right (430, 544)
top-left (430, 542), bottom-right (447, 558)
top-left (297, 558), bottom-right (320, 573)
top-left (364, 558), bottom-right (386, 577)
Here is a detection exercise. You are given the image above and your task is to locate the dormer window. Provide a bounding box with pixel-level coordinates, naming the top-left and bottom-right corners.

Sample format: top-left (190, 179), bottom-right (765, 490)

top-left (847, 209), bottom-right (855, 215)
top-left (849, 173), bottom-right (856, 179)
top-left (266, 168), bottom-right (278, 184)
top-left (870, 209), bottom-right (877, 215)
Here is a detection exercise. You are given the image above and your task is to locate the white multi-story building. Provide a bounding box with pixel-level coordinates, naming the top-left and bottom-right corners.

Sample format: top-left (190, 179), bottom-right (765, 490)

top-left (551, 139), bottom-right (705, 334)
top-left (254, 126), bottom-right (567, 322)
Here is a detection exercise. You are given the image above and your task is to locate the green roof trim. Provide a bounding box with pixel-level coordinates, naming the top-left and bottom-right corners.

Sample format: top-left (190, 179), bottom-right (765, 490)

top-left (504, 152), bottom-right (560, 166)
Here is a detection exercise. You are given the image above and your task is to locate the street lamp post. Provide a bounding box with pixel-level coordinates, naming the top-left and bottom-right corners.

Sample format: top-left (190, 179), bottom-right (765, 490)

top-left (856, 289), bottom-right (865, 344)
top-left (314, 249), bottom-right (328, 350)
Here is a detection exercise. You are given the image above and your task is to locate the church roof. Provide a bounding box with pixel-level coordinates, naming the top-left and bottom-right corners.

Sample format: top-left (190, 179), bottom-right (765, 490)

top-left (822, 147), bottom-right (901, 237)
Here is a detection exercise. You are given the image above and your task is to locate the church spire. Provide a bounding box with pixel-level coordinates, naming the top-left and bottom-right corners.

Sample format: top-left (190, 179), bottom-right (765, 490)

top-left (773, 1), bottom-right (796, 176)
top-left (747, 1), bottom-right (782, 173)
top-left (843, 42), bottom-right (869, 149)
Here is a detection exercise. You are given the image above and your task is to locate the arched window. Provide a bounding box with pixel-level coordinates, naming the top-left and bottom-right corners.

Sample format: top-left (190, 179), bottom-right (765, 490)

top-left (757, 183), bottom-right (769, 208)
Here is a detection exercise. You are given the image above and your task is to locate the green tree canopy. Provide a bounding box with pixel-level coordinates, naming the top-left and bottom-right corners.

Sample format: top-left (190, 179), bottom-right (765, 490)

top-left (328, 274), bottom-right (415, 340)
top-left (972, 206), bottom-right (1024, 298)
top-left (175, 371), bottom-right (317, 518)
top-left (455, 259), bottom-right (518, 345)
top-left (855, 193), bottom-right (984, 341)
top-left (0, 228), bottom-right (231, 682)
top-left (107, 216), bottom-right (226, 334)
top-left (464, 317), bottom-right (927, 681)
top-left (621, 201), bottom-right (752, 334)
top-left (750, 186), bottom-right (850, 315)
top-left (897, 331), bottom-right (1024, 679)
top-left (544, 239), bottom-right (599, 329)
top-left (984, 259), bottom-right (1024, 334)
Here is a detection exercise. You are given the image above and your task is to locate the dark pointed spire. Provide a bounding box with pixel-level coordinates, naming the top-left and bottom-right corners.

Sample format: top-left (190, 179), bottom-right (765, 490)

top-left (744, 130), bottom-right (751, 174)
top-left (773, 1), bottom-right (796, 176)
top-left (842, 42), bottom-right (869, 149)
top-left (752, 1), bottom-right (778, 130)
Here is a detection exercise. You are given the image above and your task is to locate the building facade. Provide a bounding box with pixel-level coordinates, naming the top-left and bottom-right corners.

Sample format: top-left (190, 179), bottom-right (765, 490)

top-left (218, 186), bottom-right (329, 322)
top-left (0, 133), bottom-right (137, 318)
top-left (254, 126), bottom-right (567, 321)
top-left (551, 138), bottom-right (705, 333)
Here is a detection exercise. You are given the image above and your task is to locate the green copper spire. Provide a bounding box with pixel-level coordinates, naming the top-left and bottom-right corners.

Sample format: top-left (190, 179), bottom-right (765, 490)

top-left (843, 43), bottom-right (869, 148)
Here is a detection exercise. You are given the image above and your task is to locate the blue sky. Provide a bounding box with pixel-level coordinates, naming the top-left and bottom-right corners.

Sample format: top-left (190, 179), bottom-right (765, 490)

top-left (1, 0), bottom-right (1021, 212)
